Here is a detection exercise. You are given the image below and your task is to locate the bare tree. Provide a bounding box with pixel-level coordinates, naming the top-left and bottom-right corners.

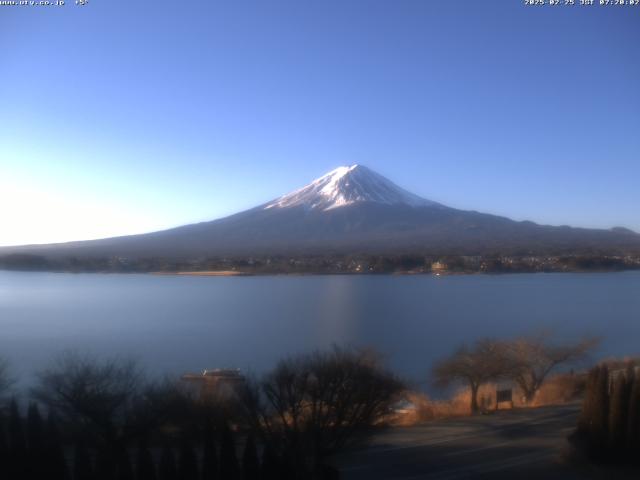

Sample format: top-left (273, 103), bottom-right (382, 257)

top-left (433, 338), bottom-right (508, 415)
top-left (32, 352), bottom-right (182, 450)
top-left (505, 334), bottom-right (599, 404)
top-left (241, 346), bottom-right (405, 475)
top-left (0, 358), bottom-right (12, 402)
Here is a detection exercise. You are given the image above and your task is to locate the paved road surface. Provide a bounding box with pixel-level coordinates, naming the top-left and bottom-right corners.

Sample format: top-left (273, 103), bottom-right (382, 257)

top-left (338, 403), bottom-right (587, 479)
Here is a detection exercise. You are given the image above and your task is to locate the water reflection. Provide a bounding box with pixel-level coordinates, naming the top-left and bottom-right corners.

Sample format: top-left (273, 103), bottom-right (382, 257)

top-left (0, 271), bottom-right (639, 390)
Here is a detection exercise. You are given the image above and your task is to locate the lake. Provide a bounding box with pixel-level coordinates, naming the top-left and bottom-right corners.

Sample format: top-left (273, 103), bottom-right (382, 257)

top-left (1, 271), bottom-right (639, 390)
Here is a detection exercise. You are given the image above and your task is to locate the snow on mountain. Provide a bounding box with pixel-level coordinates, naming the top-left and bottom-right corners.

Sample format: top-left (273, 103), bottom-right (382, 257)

top-left (264, 164), bottom-right (439, 211)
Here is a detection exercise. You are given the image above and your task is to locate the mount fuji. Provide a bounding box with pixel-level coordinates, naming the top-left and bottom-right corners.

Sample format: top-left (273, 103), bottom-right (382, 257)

top-left (263, 165), bottom-right (439, 211)
top-left (2, 165), bottom-right (639, 261)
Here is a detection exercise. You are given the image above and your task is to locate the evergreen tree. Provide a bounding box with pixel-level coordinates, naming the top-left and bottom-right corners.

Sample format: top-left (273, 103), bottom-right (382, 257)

top-left (27, 403), bottom-right (46, 480)
top-left (27, 403), bottom-right (45, 451)
top-left (8, 399), bottom-right (27, 478)
top-left (608, 373), bottom-right (629, 459)
top-left (260, 443), bottom-right (280, 480)
top-left (219, 425), bottom-right (240, 480)
top-left (241, 434), bottom-right (260, 480)
top-left (589, 365), bottom-right (610, 461)
top-left (45, 412), bottom-right (69, 480)
top-left (279, 447), bottom-right (297, 480)
top-left (314, 464), bottom-right (341, 480)
top-left (627, 370), bottom-right (640, 461)
top-left (578, 367), bottom-right (599, 434)
top-left (73, 443), bottom-right (94, 480)
top-left (116, 449), bottom-right (134, 480)
top-left (158, 443), bottom-right (178, 480)
top-left (95, 447), bottom-right (116, 480)
top-left (136, 437), bottom-right (157, 480)
top-left (201, 424), bottom-right (218, 480)
top-left (0, 414), bottom-right (9, 480)
top-left (178, 437), bottom-right (199, 480)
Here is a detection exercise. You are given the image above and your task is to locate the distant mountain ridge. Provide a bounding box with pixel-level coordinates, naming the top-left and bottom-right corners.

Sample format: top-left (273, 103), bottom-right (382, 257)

top-left (1, 165), bottom-right (639, 261)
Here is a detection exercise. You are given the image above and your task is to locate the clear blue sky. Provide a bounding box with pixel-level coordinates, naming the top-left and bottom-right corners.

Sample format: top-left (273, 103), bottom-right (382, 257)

top-left (1, 0), bottom-right (638, 245)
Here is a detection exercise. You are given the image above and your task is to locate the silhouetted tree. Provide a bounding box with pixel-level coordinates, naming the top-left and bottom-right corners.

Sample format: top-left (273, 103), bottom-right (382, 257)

top-left (279, 449), bottom-right (296, 480)
top-left (201, 424), bottom-right (218, 480)
top-left (95, 447), bottom-right (116, 480)
top-left (33, 353), bottom-right (142, 448)
top-left (572, 363), bottom-right (640, 465)
top-left (73, 443), bottom-right (94, 480)
top-left (608, 372), bottom-right (629, 459)
top-left (433, 339), bottom-right (508, 414)
top-left (219, 425), bottom-right (240, 480)
top-left (8, 399), bottom-right (26, 478)
top-left (0, 358), bottom-right (11, 401)
top-left (136, 437), bottom-right (156, 480)
top-left (33, 353), bottom-right (183, 451)
top-left (0, 414), bottom-right (9, 480)
top-left (578, 367), bottom-right (599, 434)
top-left (314, 464), bottom-right (341, 480)
top-left (27, 403), bottom-right (46, 479)
top-left (116, 449), bottom-right (134, 480)
top-left (242, 346), bottom-right (404, 476)
top-left (241, 434), bottom-right (260, 480)
top-left (27, 403), bottom-right (45, 450)
top-left (178, 437), bottom-right (199, 480)
top-left (260, 444), bottom-right (280, 480)
top-left (127, 378), bottom-right (189, 442)
top-left (589, 365), bottom-right (610, 461)
top-left (45, 412), bottom-right (69, 480)
top-left (627, 370), bottom-right (640, 456)
top-left (158, 443), bottom-right (178, 480)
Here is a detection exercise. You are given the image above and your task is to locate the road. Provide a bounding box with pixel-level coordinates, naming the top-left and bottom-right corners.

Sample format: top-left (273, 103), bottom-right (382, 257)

top-left (337, 403), bottom-right (588, 480)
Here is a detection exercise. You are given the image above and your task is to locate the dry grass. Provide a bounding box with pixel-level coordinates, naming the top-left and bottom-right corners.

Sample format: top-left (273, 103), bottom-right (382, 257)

top-left (531, 372), bottom-right (586, 407)
top-left (390, 373), bottom-right (587, 427)
top-left (391, 384), bottom-right (503, 426)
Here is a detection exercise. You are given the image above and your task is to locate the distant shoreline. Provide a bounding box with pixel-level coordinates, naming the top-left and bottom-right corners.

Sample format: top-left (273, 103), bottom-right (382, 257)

top-left (152, 270), bottom-right (252, 277)
top-left (149, 269), bottom-right (637, 277)
top-left (1, 268), bottom-right (640, 277)
top-left (1, 252), bottom-right (639, 276)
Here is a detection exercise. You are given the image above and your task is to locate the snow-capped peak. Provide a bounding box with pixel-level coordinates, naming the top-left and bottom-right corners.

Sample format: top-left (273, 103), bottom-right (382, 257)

top-left (264, 164), bottom-right (438, 211)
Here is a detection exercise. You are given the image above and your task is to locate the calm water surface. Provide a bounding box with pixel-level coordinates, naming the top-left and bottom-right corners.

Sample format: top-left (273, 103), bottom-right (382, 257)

top-left (1, 271), bottom-right (639, 387)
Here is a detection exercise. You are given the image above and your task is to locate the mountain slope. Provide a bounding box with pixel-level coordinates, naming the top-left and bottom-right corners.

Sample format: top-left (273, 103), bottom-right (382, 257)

top-left (263, 165), bottom-right (439, 211)
top-left (1, 165), bottom-right (639, 260)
